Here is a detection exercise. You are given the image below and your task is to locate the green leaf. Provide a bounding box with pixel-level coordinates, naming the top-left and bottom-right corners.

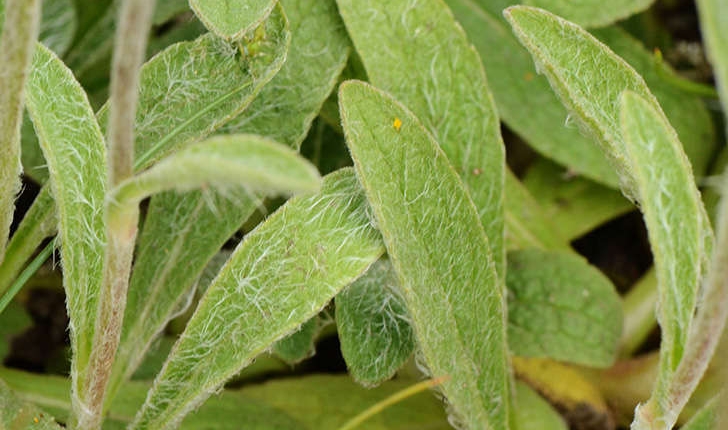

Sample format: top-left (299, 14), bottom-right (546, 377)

top-left (24, 42), bottom-right (108, 426)
top-left (189, 0), bottom-right (276, 41)
top-left (40, 0), bottom-right (76, 55)
top-left (111, 135), bottom-right (321, 206)
top-left (506, 249), bottom-right (622, 367)
top-left (503, 6), bottom-right (703, 200)
top-left (336, 0), bottom-right (506, 281)
top-left (62, 0), bottom-right (116, 80)
top-left (512, 381), bottom-right (567, 430)
top-left (524, 0), bottom-right (653, 28)
top-left (109, 0), bottom-right (345, 404)
top-left (619, 91), bottom-right (713, 425)
top-left (0, 378), bottom-right (62, 430)
top-left (340, 80), bottom-right (509, 429)
top-left (0, 367), bottom-right (306, 430)
top-left (446, 0), bottom-right (715, 187)
top-left (272, 317), bottom-right (320, 364)
top-left (130, 169), bottom-right (384, 429)
top-left (522, 159), bottom-right (633, 241)
top-left (336, 258), bottom-right (415, 386)
top-left (102, 4), bottom-right (290, 171)
top-left (220, 0), bottom-right (350, 151)
top-left (696, 0), bottom-right (728, 119)
top-left (240, 374), bottom-right (451, 430)
top-left (504, 170), bottom-right (569, 250)
top-left (0, 5), bottom-right (290, 307)
top-left (0, 0), bottom-right (40, 263)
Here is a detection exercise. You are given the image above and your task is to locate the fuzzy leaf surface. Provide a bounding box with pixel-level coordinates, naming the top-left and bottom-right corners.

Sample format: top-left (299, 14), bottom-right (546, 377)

top-left (110, 0), bottom-right (346, 404)
top-left (24, 43), bottom-right (108, 423)
top-left (112, 135), bottom-right (321, 205)
top-left (189, 0), bottom-right (275, 41)
top-left (447, 0), bottom-right (715, 187)
top-left (507, 249), bottom-right (622, 367)
top-left (272, 316), bottom-right (320, 364)
top-left (620, 91), bottom-right (713, 425)
top-left (340, 81), bottom-right (509, 429)
top-left (336, 258), bottom-right (415, 386)
top-left (130, 169), bottom-right (384, 429)
top-left (0, 5), bottom-right (289, 312)
top-left (336, 0), bottom-right (506, 281)
top-left (0, 0), bottom-right (39, 263)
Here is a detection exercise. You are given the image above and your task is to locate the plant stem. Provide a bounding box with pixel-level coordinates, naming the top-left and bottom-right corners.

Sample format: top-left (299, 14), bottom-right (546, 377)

top-left (75, 0), bottom-right (155, 428)
top-left (106, 0), bottom-right (156, 186)
top-left (0, 0), bottom-right (41, 263)
top-left (632, 170), bottom-right (728, 429)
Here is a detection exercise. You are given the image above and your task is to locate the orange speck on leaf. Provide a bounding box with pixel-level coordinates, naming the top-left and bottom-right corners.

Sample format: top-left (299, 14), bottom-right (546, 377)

top-left (393, 117), bottom-right (402, 131)
top-left (33, 417), bottom-right (39, 423)
top-left (524, 72), bottom-right (534, 81)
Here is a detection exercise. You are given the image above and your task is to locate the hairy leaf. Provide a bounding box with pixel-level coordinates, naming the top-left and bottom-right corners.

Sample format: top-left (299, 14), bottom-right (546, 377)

top-left (111, 135), bottom-right (321, 206)
top-left (507, 249), bottom-right (622, 367)
top-left (447, 0), bottom-right (715, 187)
top-left (109, 0), bottom-right (346, 405)
top-left (189, 0), bottom-right (275, 41)
top-left (0, 0), bottom-right (40, 263)
top-left (336, 0), bottom-right (506, 281)
top-left (272, 317), bottom-right (320, 364)
top-left (24, 43), bottom-right (108, 425)
top-left (619, 91), bottom-right (713, 425)
top-left (130, 169), bottom-right (384, 429)
top-left (337, 258), bottom-right (415, 386)
top-left (0, 6), bottom-right (290, 307)
top-left (340, 81), bottom-right (509, 429)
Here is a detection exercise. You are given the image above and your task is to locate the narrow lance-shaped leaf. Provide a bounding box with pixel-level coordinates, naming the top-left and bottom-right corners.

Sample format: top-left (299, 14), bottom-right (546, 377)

top-left (507, 249), bottom-right (622, 367)
top-left (189, 0), bottom-right (276, 41)
top-left (108, 0), bottom-right (346, 404)
top-left (0, 0), bottom-right (40, 263)
top-left (130, 169), bottom-right (385, 430)
top-left (111, 135), bottom-right (321, 206)
top-left (620, 92), bottom-right (719, 429)
top-left (0, 6), bottom-right (290, 302)
top-left (24, 43), bottom-right (108, 427)
top-left (696, 0), bottom-right (728, 120)
top-left (336, 258), bottom-right (415, 386)
top-left (445, 0), bottom-right (715, 187)
top-left (336, 0), bottom-right (506, 281)
top-left (340, 81), bottom-right (510, 429)
top-left (505, 7), bottom-right (712, 383)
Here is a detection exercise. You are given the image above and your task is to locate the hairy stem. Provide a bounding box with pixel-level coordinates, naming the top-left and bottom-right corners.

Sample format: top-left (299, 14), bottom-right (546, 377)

top-left (0, 0), bottom-right (41, 262)
top-left (75, 0), bottom-right (155, 428)
top-left (106, 0), bottom-right (156, 186)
